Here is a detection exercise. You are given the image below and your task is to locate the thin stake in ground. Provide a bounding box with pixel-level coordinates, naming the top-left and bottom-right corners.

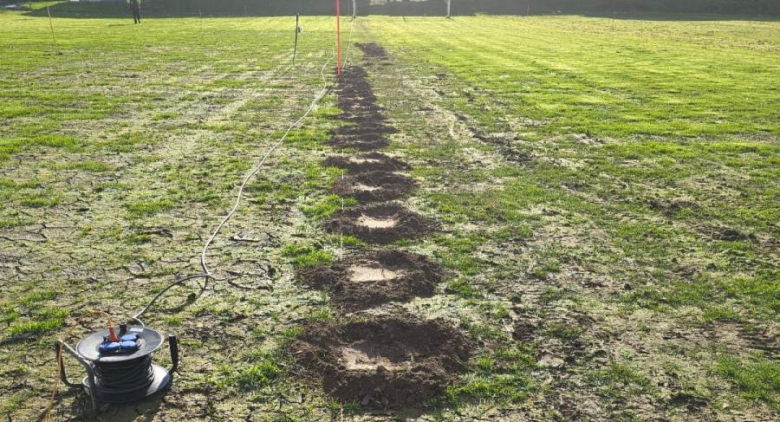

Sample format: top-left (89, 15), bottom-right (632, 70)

top-left (293, 13), bottom-right (300, 65)
top-left (336, 0), bottom-right (341, 76)
top-left (46, 6), bottom-right (60, 55)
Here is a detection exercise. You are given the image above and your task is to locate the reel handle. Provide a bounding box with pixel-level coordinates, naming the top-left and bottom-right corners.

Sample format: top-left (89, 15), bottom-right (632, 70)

top-left (168, 334), bottom-right (179, 374)
top-left (55, 340), bottom-right (99, 412)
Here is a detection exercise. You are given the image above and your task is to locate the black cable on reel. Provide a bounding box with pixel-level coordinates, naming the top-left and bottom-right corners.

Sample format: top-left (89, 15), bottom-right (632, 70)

top-left (55, 326), bottom-right (178, 412)
top-left (92, 355), bottom-right (156, 400)
top-left (50, 19), bottom-right (358, 418)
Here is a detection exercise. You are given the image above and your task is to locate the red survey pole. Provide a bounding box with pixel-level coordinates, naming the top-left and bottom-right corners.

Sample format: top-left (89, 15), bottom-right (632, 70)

top-left (336, 0), bottom-right (342, 76)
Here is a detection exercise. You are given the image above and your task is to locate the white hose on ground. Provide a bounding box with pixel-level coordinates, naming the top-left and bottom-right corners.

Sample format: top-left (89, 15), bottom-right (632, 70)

top-left (200, 18), bottom-right (358, 285)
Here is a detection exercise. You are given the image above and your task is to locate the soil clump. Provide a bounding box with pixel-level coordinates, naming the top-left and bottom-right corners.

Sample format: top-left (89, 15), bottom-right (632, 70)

top-left (298, 249), bottom-right (443, 310)
top-left (323, 152), bottom-right (411, 174)
top-left (291, 316), bottom-right (470, 407)
top-left (332, 171), bottom-right (416, 203)
top-left (327, 203), bottom-right (438, 245)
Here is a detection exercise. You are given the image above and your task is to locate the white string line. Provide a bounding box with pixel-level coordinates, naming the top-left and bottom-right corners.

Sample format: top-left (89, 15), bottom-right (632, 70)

top-left (339, 170), bottom-right (345, 261)
top-left (200, 53), bottom-right (336, 280)
top-left (136, 18), bottom-right (357, 323)
top-left (201, 17), bottom-right (358, 283)
top-left (344, 17), bottom-right (357, 67)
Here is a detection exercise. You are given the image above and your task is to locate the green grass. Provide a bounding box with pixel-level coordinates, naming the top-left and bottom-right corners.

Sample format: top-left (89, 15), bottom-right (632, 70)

top-left (588, 361), bottom-right (657, 398)
top-left (373, 16), bottom-right (779, 138)
top-left (281, 243), bottom-right (335, 268)
top-left (449, 347), bottom-right (536, 404)
top-left (717, 354), bottom-right (780, 407)
top-left (0, 6), bottom-right (778, 421)
top-left (0, 135), bottom-right (80, 162)
top-left (366, 13), bottom-right (778, 417)
top-left (5, 307), bottom-right (68, 339)
top-left (370, 18), bottom-right (778, 296)
top-left (19, 289), bottom-right (59, 306)
top-left (0, 8), bottom-right (344, 419)
top-left (301, 194), bottom-right (358, 219)
top-left (54, 160), bottom-right (114, 172)
top-left (125, 199), bottom-right (175, 217)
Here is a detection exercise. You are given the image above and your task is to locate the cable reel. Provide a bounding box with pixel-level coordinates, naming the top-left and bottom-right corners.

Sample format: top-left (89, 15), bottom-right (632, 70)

top-left (55, 324), bottom-right (178, 412)
top-left (45, 16), bottom-right (356, 418)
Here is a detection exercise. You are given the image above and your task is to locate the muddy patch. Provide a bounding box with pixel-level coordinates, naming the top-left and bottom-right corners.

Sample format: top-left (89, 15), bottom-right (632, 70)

top-left (333, 111), bottom-right (385, 124)
top-left (291, 316), bottom-right (470, 407)
top-left (357, 43), bottom-right (389, 59)
top-left (327, 124), bottom-right (396, 151)
top-left (323, 152), bottom-right (411, 174)
top-left (298, 249), bottom-right (443, 310)
top-left (332, 123), bottom-right (397, 137)
top-left (670, 392), bottom-right (710, 413)
top-left (336, 66), bottom-right (379, 112)
top-left (332, 171), bottom-right (417, 203)
top-left (512, 307), bottom-right (600, 367)
top-left (327, 203), bottom-right (438, 245)
top-left (699, 224), bottom-right (756, 242)
top-left (327, 65), bottom-right (394, 151)
top-left (327, 133), bottom-right (390, 151)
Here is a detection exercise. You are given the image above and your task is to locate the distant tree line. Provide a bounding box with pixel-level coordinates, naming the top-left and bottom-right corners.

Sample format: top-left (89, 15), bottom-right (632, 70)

top-left (19, 0), bottom-right (780, 17)
top-left (373, 0), bottom-right (779, 15)
top-left (126, 0), bottom-right (780, 16)
top-left (151, 0), bottom-right (780, 16)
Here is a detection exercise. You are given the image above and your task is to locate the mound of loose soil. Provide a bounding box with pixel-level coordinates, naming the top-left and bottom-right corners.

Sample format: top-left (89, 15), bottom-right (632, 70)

top-left (338, 95), bottom-right (378, 112)
top-left (291, 316), bottom-right (470, 407)
top-left (357, 43), bottom-right (388, 58)
top-left (329, 64), bottom-right (395, 151)
top-left (339, 65), bottom-right (372, 81)
top-left (333, 111), bottom-right (385, 124)
top-left (298, 249), bottom-right (443, 310)
top-left (331, 123), bottom-right (397, 137)
top-left (323, 152), bottom-right (411, 174)
top-left (327, 203), bottom-right (438, 244)
top-left (327, 134), bottom-right (390, 151)
top-left (332, 171), bottom-right (416, 203)
top-left (337, 66), bottom-right (377, 110)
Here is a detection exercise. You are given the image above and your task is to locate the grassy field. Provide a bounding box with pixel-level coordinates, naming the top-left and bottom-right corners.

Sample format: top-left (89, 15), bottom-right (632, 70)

top-left (1, 5), bottom-right (778, 421)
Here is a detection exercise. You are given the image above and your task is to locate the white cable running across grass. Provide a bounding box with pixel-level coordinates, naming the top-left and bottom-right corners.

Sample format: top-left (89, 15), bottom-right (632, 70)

top-left (199, 55), bottom-right (334, 279)
top-left (47, 20), bottom-right (359, 422)
top-left (200, 18), bottom-right (358, 283)
top-left (133, 19), bottom-right (358, 325)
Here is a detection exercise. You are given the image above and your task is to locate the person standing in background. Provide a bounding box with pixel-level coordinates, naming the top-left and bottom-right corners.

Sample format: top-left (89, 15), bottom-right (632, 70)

top-left (128, 0), bottom-right (142, 24)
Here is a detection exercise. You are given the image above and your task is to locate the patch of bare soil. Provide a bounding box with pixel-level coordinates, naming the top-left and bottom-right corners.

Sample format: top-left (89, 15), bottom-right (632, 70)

top-left (512, 307), bottom-right (599, 367)
top-left (356, 43), bottom-right (389, 59)
top-left (327, 133), bottom-right (391, 151)
top-left (333, 112), bottom-right (383, 124)
top-left (291, 316), bottom-right (470, 407)
top-left (333, 124), bottom-right (398, 137)
top-left (647, 197), bottom-right (700, 217)
top-left (332, 171), bottom-right (417, 203)
top-left (336, 66), bottom-right (378, 112)
top-left (669, 392), bottom-right (710, 413)
top-left (699, 224), bottom-right (757, 242)
top-left (510, 303), bottom-right (622, 420)
top-left (327, 203), bottom-right (438, 245)
top-left (327, 124), bottom-right (397, 151)
top-left (327, 65), bottom-right (394, 151)
top-left (323, 152), bottom-right (410, 174)
top-left (298, 249), bottom-right (443, 311)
